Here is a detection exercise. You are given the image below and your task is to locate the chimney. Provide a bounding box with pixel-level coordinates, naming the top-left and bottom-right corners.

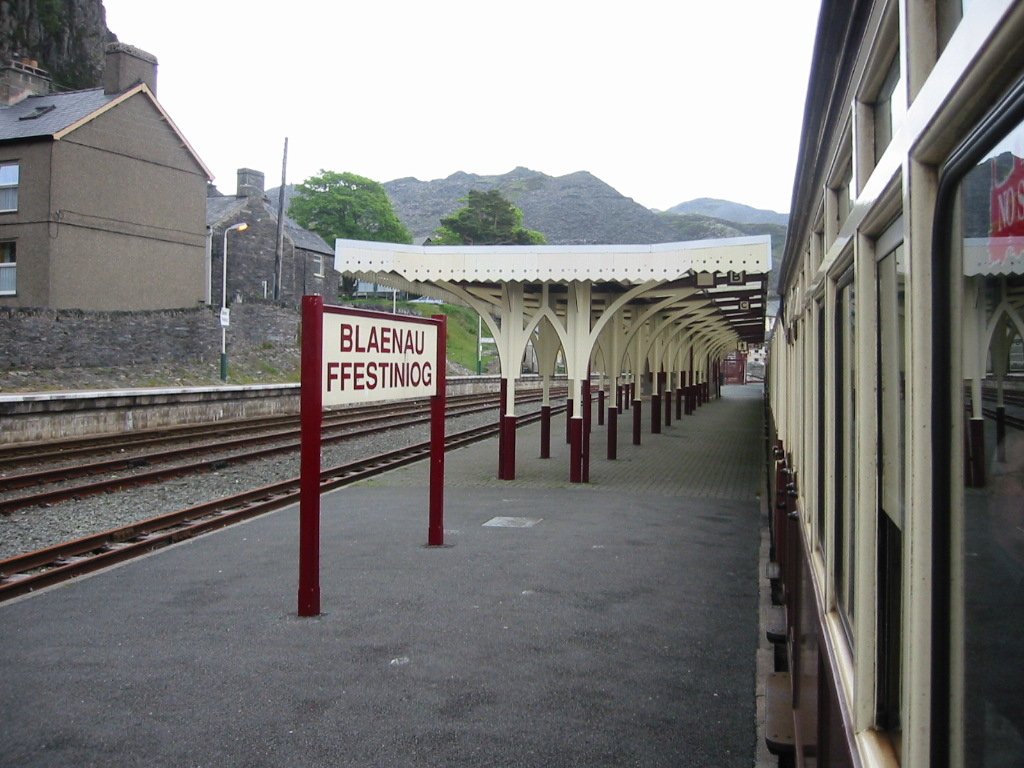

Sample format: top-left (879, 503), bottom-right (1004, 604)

top-left (237, 168), bottom-right (265, 198)
top-left (103, 42), bottom-right (157, 95)
top-left (0, 58), bottom-right (51, 106)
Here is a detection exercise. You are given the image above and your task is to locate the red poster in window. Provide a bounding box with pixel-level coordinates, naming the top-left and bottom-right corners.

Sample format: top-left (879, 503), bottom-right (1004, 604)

top-left (989, 153), bottom-right (1024, 266)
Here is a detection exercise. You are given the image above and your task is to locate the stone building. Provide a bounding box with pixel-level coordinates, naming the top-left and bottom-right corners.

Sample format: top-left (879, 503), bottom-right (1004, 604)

top-left (206, 168), bottom-right (337, 309)
top-left (0, 43), bottom-right (209, 310)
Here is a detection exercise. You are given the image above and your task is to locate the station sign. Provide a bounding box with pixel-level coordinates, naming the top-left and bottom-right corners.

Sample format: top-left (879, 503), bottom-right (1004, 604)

top-left (321, 308), bottom-right (439, 406)
top-left (298, 297), bottom-right (448, 618)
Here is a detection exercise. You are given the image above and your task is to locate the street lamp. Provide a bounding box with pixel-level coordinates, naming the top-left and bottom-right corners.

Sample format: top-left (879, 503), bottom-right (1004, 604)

top-left (221, 222), bottom-right (248, 380)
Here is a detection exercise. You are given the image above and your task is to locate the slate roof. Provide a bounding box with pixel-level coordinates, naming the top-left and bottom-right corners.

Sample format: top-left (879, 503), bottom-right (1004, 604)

top-left (0, 88), bottom-right (118, 141)
top-left (283, 213), bottom-right (333, 255)
top-left (206, 192), bottom-right (333, 256)
top-left (205, 194), bottom-right (248, 225)
top-left (0, 84), bottom-right (211, 178)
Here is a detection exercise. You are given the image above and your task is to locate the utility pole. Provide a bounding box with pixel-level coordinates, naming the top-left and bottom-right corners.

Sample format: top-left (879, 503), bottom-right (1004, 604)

top-left (273, 137), bottom-right (288, 301)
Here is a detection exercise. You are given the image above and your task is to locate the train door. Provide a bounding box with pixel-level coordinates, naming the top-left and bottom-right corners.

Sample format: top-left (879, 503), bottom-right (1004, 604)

top-left (935, 84), bottom-right (1024, 768)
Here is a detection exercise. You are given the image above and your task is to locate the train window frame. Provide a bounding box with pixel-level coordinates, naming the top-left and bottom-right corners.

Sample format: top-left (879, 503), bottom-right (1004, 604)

top-left (855, 0), bottom-right (902, 178)
top-left (875, 216), bottom-right (906, 531)
top-left (873, 215), bottom-right (906, 744)
top-left (825, 123), bottom-right (855, 248)
top-left (931, 74), bottom-right (1024, 768)
top-left (936, 0), bottom-right (964, 58)
top-left (833, 261), bottom-right (858, 642)
top-left (873, 53), bottom-right (902, 161)
top-left (815, 296), bottom-right (827, 554)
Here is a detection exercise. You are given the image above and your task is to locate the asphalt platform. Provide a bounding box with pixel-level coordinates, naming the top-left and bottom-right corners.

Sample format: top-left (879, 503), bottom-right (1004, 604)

top-left (1, 383), bottom-right (767, 768)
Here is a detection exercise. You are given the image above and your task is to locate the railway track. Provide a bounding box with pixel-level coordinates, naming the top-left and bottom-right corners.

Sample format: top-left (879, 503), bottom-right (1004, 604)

top-left (0, 403), bottom-right (567, 602)
top-left (981, 406), bottom-right (1024, 429)
top-left (0, 389), bottom-right (565, 512)
top-left (0, 389), bottom-right (564, 468)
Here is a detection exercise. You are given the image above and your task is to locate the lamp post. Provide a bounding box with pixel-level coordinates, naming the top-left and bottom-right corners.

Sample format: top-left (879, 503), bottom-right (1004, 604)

top-left (221, 222), bottom-right (248, 380)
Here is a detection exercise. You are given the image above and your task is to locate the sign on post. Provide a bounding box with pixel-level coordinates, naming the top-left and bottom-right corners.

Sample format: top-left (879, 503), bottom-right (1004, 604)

top-left (298, 297), bottom-right (447, 618)
top-left (322, 310), bottom-right (439, 405)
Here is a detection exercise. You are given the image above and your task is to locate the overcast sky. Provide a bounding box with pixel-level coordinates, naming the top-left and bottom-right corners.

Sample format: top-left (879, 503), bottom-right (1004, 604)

top-left (102, 1), bottom-right (820, 214)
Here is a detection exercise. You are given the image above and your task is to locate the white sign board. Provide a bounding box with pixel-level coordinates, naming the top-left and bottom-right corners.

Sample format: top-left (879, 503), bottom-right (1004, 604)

top-left (220, 307), bottom-right (230, 327)
top-left (322, 310), bottom-right (439, 406)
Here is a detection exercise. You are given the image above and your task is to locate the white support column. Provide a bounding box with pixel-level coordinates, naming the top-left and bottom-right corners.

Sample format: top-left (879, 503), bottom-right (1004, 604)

top-left (535, 318), bottom-right (562, 409)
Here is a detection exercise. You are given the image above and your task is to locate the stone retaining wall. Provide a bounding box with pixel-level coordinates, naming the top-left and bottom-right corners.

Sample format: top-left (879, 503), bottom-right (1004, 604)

top-left (0, 303), bottom-right (300, 370)
top-left (0, 375), bottom-right (567, 445)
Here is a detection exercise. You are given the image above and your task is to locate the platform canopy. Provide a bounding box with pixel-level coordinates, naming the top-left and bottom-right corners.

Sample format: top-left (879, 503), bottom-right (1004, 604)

top-left (336, 235), bottom-right (770, 483)
top-left (335, 236), bottom-right (770, 356)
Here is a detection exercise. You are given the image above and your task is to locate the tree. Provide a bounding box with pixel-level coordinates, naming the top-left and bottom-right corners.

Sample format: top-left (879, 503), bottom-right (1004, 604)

top-left (289, 171), bottom-right (411, 296)
top-left (289, 170), bottom-right (412, 245)
top-left (432, 189), bottom-right (546, 245)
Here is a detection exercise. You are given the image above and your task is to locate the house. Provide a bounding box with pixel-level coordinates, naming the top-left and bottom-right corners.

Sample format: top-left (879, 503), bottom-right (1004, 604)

top-left (0, 43), bottom-right (210, 310)
top-left (206, 168), bottom-right (338, 308)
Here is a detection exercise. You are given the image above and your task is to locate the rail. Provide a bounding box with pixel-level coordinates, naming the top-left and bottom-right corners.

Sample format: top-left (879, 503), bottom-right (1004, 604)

top-left (0, 402), bottom-right (566, 602)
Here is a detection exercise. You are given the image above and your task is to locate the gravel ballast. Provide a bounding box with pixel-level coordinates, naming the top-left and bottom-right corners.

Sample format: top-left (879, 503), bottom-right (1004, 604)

top-left (0, 407), bottom-right (536, 562)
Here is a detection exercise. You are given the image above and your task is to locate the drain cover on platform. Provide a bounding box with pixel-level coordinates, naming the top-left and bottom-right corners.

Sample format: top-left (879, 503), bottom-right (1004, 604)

top-left (483, 516), bottom-right (543, 528)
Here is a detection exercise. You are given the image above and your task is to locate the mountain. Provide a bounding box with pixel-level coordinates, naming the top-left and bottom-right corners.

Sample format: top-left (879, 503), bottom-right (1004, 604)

top-left (271, 167), bottom-right (787, 291)
top-left (666, 198), bottom-right (789, 227)
top-left (384, 167), bottom-right (687, 245)
top-left (380, 168), bottom-right (786, 290)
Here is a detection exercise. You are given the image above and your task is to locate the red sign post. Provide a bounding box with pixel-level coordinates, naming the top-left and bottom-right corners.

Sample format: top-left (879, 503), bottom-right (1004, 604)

top-left (297, 297), bottom-right (447, 617)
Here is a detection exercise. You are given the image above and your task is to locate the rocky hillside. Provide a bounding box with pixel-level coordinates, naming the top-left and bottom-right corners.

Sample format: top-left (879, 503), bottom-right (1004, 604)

top-left (667, 197), bottom-right (790, 226)
top-left (273, 167), bottom-right (787, 290)
top-left (0, 0), bottom-right (113, 89)
top-left (386, 167), bottom-right (687, 245)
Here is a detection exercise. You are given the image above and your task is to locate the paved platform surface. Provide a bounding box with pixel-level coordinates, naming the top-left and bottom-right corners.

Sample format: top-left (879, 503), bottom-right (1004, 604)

top-left (0, 384), bottom-right (766, 768)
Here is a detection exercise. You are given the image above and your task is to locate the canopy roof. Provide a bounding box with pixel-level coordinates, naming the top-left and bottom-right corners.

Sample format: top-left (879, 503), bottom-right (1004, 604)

top-left (335, 236), bottom-right (771, 347)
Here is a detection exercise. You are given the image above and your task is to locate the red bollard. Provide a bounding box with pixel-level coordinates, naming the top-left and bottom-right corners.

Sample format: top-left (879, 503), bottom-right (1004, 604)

top-left (569, 418), bottom-right (583, 483)
top-left (502, 415), bottom-right (518, 480)
top-left (498, 379), bottom-right (507, 479)
top-left (632, 400), bottom-right (642, 445)
top-left (540, 404), bottom-right (551, 459)
top-left (583, 378), bottom-right (592, 483)
top-left (607, 406), bottom-right (617, 460)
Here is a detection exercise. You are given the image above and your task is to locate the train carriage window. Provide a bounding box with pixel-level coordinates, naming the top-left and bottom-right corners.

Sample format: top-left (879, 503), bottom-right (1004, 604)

top-left (878, 239), bottom-right (906, 529)
top-left (936, 0), bottom-right (963, 56)
top-left (874, 54), bottom-right (902, 162)
top-left (817, 301), bottom-right (827, 549)
top-left (941, 110), bottom-right (1024, 767)
top-left (876, 232), bottom-right (905, 740)
top-left (835, 268), bottom-right (857, 633)
top-left (837, 163), bottom-right (854, 233)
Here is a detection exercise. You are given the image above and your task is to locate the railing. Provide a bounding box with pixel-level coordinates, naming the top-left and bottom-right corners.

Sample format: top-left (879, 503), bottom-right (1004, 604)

top-left (0, 263), bottom-right (15, 294)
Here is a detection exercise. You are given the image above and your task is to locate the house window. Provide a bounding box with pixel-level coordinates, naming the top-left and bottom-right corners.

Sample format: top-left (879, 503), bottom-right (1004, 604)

top-left (313, 253), bottom-right (325, 278)
top-left (0, 163), bottom-right (18, 212)
top-left (0, 241), bottom-right (15, 295)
